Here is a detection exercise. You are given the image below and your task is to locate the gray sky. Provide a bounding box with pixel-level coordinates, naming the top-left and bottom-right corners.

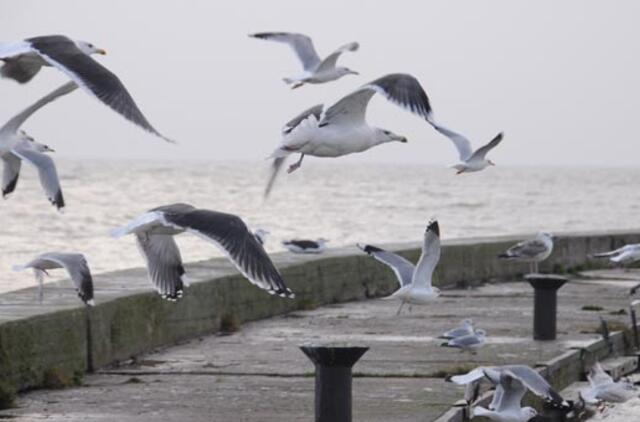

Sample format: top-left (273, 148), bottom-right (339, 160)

top-left (1, 0), bottom-right (639, 166)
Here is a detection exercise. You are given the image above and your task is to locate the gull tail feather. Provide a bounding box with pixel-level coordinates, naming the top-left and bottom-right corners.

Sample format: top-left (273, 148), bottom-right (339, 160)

top-left (264, 157), bottom-right (286, 199)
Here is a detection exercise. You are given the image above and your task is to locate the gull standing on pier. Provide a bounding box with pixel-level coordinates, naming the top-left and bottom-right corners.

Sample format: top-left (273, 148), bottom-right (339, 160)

top-left (0, 35), bottom-right (174, 142)
top-left (249, 32), bottom-right (359, 88)
top-left (590, 243), bottom-right (640, 268)
top-left (580, 362), bottom-right (638, 404)
top-left (498, 232), bottom-right (554, 273)
top-left (265, 73), bottom-right (435, 197)
top-left (440, 329), bottom-right (486, 353)
top-left (358, 219), bottom-right (441, 315)
top-left (0, 82), bottom-right (77, 209)
top-left (111, 203), bottom-right (295, 301)
top-left (439, 319), bottom-right (476, 339)
top-left (431, 122), bottom-right (504, 174)
top-left (13, 252), bottom-right (95, 305)
top-left (282, 238), bottom-right (328, 254)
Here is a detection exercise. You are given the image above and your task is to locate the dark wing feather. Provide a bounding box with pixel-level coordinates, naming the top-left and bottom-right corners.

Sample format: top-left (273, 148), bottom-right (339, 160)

top-left (135, 233), bottom-right (185, 301)
top-left (2, 152), bottom-right (21, 197)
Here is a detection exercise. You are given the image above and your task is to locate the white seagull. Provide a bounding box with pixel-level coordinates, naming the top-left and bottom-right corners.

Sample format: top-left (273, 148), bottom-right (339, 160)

top-left (498, 232), bottom-right (554, 273)
top-left (249, 32), bottom-right (359, 88)
top-left (358, 219), bottom-right (441, 315)
top-left (282, 238), bottom-right (328, 254)
top-left (580, 362), bottom-right (638, 405)
top-left (431, 122), bottom-right (503, 174)
top-left (265, 73), bottom-right (435, 197)
top-left (590, 243), bottom-right (640, 268)
top-left (441, 329), bottom-right (486, 353)
top-left (111, 203), bottom-right (295, 301)
top-left (440, 318), bottom-right (475, 339)
top-left (450, 365), bottom-right (567, 422)
top-left (13, 252), bottom-right (95, 306)
top-left (1, 81), bottom-right (77, 209)
top-left (0, 35), bottom-right (173, 142)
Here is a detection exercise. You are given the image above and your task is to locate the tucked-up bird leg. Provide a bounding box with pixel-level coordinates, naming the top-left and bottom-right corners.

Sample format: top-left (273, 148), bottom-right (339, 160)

top-left (396, 300), bottom-right (406, 316)
top-left (287, 154), bottom-right (305, 173)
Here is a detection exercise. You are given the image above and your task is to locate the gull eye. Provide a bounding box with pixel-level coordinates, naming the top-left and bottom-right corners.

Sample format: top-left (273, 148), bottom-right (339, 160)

top-left (383, 130), bottom-right (390, 135)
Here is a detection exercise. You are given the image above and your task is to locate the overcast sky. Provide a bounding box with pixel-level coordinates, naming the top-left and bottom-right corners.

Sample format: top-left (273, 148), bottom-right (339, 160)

top-left (1, 0), bottom-right (639, 166)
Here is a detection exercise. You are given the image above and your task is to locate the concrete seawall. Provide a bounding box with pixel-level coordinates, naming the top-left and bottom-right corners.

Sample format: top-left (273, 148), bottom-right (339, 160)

top-left (1, 229), bottom-right (640, 396)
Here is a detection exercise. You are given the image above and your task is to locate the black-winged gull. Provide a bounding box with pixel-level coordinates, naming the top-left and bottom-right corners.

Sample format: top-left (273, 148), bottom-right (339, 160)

top-left (0, 35), bottom-right (173, 142)
top-left (13, 252), bottom-right (95, 306)
top-left (357, 219), bottom-right (441, 315)
top-left (111, 203), bottom-right (295, 301)
top-left (249, 32), bottom-right (359, 88)
top-left (498, 232), bottom-right (554, 273)
top-left (282, 238), bottom-right (328, 254)
top-left (265, 73), bottom-right (436, 197)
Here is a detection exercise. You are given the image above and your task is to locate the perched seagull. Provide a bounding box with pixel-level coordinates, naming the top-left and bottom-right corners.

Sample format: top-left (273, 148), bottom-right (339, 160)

top-left (12, 252), bottom-right (95, 306)
top-left (265, 73), bottom-right (435, 197)
top-left (282, 238), bottom-right (328, 254)
top-left (450, 365), bottom-right (567, 422)
top-left (249, 32), bottom-right (359, 88)
top-left (498, 232), bottom-right (554, 273)
top-left (439, 318), bottom-right (475, 339)
top-left (441, 329), bottom-right (486, 353)
top-left (0, 35), bottom-right (173, 142)
top-left (111, 203), bottom-right (295, 301)
top-left (431, 123), bottom-right (504, 174)
top-left (358, 219), bottom-right (441, 315)
top-left (0, 82), bottom-right (77, 209)
top-left (590, 243), bottom-right (640, 268)
top-left (253, 229), bottom-right (270, 246)
top-left (580, 362), bottom-right (638, 405)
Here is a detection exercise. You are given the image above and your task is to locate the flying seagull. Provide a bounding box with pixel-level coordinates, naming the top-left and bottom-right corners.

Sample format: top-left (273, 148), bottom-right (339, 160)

top-left (590, 243), bottom-right (640, 268)
top-left (111, 203), bottom-right (295, 301)
top-left (13, 252), bottom-right (95, 306)
top-left (358, 219), bottom-right (441, 315)
top-left (431, 122), bottom-right (503, 174)
top-left (282, 238), bottom-right (328, 254)
top-left (449, 365), bottom-right (568, 422)
top-left (441, 329), bottom-right (486, 353)
top-left (0, 35), bottom-right (174, 142)
top-left (498, 232), bottom-right (553, 273)
top-left (265, 73), bottom-right (435, 197)
top-left (249, 32), bottom-right (359, 88)
top-left (440, 319), bottom-right (475, 339)
top-left (580, 362), bottom-right (637, 405)
top-left (0, 81), bottom-right (77, 209)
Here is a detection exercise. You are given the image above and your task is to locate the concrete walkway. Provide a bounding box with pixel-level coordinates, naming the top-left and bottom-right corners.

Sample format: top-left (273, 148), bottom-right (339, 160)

top-left (1, 269), bottom-right (638, 421)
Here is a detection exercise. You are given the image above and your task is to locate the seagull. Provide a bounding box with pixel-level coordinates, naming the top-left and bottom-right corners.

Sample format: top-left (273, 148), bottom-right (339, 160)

top-left (580, 362), bottom-right (638, 405)
top-left (590, 244), bottom-right (640, 268)
top-left (12, 252), bottom-right (95, 306)
top-left (498, 232), bottom-right (554, 273)
top-left (0, 35), bottom-right (173, 142)
top-left (450, 365), bottom-right (568, 422)
top-left (282, 238), bottom-right (328, 254)
top-left (111, 203), bottom-right (295, 301)
top-left (439, 318), bottom-right (475, 339)
top-left (1, 81), bottom-right (77, 209)
top-left (431, 122), bottom-right (503, 174)
top-left (441, 329), bottom-right (486, 353)
top-left (358, 219), bottom-right (441, 315)
top-left (265, 73), bottom-right (435, 197)
top-left (253, 229), bottom-right (270, 246)
top-left (249, 32), bottom-right (359, 89)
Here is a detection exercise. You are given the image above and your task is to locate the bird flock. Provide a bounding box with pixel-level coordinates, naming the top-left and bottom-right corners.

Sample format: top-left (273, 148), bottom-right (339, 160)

top-left (1, 33), bottom-right (638, 421)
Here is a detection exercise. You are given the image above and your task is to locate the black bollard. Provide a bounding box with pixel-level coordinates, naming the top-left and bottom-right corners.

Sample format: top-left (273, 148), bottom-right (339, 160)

top-left (630, 306), bottom-right (639, 349)
top-left (300, 345), bottom-right (369, 422)
top-left (526, 274), bottom-right (568, 341)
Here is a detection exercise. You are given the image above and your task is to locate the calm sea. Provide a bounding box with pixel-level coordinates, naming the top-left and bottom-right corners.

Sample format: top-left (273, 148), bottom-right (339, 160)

top-left (1, 159), bottom-right (638, 293)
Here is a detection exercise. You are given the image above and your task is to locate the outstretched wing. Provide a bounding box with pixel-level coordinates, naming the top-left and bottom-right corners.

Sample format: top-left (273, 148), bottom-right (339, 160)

top-left (469, 132), bottom-right (503, 161)
top-left (1, 152), bottom-right (21, 197)
top-left (316, 42), bottom-right (359, 73)
top-left (411, 220), bottom-right (441, 288)
top-left (282, 104), bottom-right (324, 134)
top-left (40, 252), bottom-right (94, 305)
top-left (249, 32), bottom-right (321, 71)
top-left (502, 365), bottom-right (566, 405)
top-left (357, 243), bottom-right (415, 287)
top-left (135, 233), bottom-right (185, 301)
top-left (12, 146), bottom-right (64, 210)
top-left (431, 123), bottom-right (473, 161)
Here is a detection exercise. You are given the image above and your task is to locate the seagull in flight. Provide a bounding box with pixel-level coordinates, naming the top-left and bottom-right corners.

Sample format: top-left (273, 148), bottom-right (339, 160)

top-left (111, 203), bottom-right (295, 301)
top-left (282, 238), bottom-right (328, 254)
top-left (498, 232), bottom-right (554, 273)
top-left (0, 35), bottom-right (174, 142)
top-left (265, 73), bottom-right (435, 197)
top-left (358, 219), bottom-right (441, 315)
top-left (249, 32), bottom-right (359, 89)
top-left (0, 82), bottom-right (77, 210)
top-left (431, 122), bottom-right (503, 174)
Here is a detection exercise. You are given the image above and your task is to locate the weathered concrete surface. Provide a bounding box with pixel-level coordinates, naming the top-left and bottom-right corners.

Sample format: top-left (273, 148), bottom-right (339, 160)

top-left (1, 269), bottom-right (638, 421)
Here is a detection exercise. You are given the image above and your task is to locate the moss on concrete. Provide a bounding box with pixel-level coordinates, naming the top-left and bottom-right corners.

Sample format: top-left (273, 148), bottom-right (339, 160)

top-left (0, 380), bottom-right (15, 409)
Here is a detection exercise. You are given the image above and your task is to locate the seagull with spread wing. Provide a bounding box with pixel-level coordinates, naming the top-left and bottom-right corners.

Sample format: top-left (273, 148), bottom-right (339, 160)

top-left (111, 203), bottom-right (295, 301)
top-left (358, 219), bottom-right (441, 315)
top-left (249, 32), bottom-right (359, 88)
top-left (0, 35), bottom-right (173, 142)
top-left (265, 73), bottom-right (435, 197)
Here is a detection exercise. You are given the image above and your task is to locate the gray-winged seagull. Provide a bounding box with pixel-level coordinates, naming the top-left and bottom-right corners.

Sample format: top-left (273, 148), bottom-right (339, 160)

top-left (580, 362), bottom-right (637, 405)
top-left (265, 73), bottom-right (435, 197)
top-left (0, 35), bottom-right (173, 142)
top-left (358, 219), bottom-right (441, 315)
top-left (440, 329), bottom-right (486, 353)
top-left (13, 252), bottom-right (95, 306)
top-left (439, 319), bottom-right (475, 339)
top-left (0, 81), bottom-right (77, 209)
top-left (111, 203), bottom-right (295, 301)
top-left (498, 232), bottom-right (554, 273)
top-left (249, 32), bottom-right (359, 88)
top-left (590, 243), bottom-right (640, 267)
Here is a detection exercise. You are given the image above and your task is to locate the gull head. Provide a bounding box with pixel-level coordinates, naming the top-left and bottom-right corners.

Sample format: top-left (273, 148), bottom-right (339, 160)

top-left (336, 67), bottom-right (359, 77)
top-left (31, 141), bottom-right (55, 153)
top-left (76, 41), bottom-right (107, 56)
top-left (374, 128), bottom-right (407, 145)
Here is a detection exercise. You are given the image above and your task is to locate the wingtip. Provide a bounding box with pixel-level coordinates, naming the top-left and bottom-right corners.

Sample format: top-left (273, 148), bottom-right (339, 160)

top-left (426, 219), bottom-right (440, 237)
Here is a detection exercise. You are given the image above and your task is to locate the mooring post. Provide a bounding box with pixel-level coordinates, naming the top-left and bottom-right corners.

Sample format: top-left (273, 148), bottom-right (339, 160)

top-left (300, 345), bottom-right (369, 422)
top-left (630, 305), bottom-right (640, 350)
top-left (525, 274), bottom-right (568, 341)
